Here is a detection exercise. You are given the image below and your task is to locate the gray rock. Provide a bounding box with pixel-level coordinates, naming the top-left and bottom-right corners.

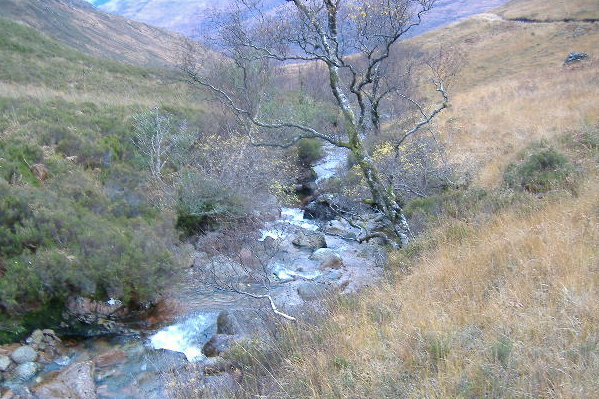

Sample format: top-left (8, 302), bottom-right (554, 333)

top-left (12, 362), bottom-right (39, 382)
top-left (324, 219), bottom-right (359, 239)
top-left (564, 51), bottom-right (589, 65)
top-left (310, 248), bottom-right (342, 263)
top-left (202, 335), bottom-right (239, 358)
top-left (32, 361), bottom-right (96, 399)
top-left (216, 311), bottom-right (242, 336)
top-left (11, 346), bottom-right (37, 364)
top-left (292, 231), bottom-right (327, 249)
top-left (25, 330), bottom-right (44, 347)
top-left (297, 283), bottom-right (332, 301)
top-left (0, 355), bottom-right (12, 372)
top-left (303, 197), bottom-right (338, 221)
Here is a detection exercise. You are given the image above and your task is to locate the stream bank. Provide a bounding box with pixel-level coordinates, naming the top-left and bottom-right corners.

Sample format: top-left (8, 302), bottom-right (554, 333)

top-left (0, 146), bottom-right (388, 399)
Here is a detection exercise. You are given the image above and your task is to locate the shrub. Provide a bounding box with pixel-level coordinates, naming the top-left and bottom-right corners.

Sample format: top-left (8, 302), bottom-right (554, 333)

top-left (0, 175), bottom-right (178, 343)
top-left (175, 171), bottom-right (249, 236)
top-left (504, 145), bottom-right (572, 193)
top-left (297, 138), bottom-right (323, 165)
top-left (490, 336), bottom-right (513, 368)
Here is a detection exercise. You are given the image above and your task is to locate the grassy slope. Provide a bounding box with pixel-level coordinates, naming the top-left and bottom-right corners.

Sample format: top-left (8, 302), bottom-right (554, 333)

top-left (497, 0), bottom-right (599, 20)
top-left (0, 17), bottom-right (207, 342)
top-left (407, 3), bottom-right (599, 186)
top-left (218, 1), bottom-right (599, 398)
top-left (0, 0), bottom-right (192, 67)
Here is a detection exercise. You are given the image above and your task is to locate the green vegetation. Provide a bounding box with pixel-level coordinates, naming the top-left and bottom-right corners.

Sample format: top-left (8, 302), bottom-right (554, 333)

top-left (297, 138), bottom-right (324, 165)
top-left (0, 19), bottom-right (192, 342)
top-left (504, 143), bottom-right (573, 193)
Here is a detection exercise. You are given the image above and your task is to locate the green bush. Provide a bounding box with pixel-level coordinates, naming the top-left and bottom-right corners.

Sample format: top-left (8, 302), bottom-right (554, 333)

top-left (175, 171), bottom-right (249, 236)
top-left (504, 145), bottom-right (572, 193)
top-left (297, 138), bottom-right (323, 165)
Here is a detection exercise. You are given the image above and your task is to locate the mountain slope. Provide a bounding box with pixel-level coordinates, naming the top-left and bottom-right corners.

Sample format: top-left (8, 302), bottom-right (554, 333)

top-left (85, 0), bottom-right (512, 37)
top-left (0, 0), bottom-right (192, 67)
top-left (181, 0), bottom-right (599, 397)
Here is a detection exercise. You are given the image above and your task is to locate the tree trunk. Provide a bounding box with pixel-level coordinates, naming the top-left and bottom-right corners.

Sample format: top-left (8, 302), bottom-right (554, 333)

top-left (351, 143), bottom-right (410, 247)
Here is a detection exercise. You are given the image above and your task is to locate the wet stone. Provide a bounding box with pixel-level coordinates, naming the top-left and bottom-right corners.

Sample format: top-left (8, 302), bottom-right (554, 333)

top-left (0, 355), bottom-right (11, 372)
top-left (11, 346), bottom-right (37, 365)
top-left (11, 362), bottom-right (39, 382)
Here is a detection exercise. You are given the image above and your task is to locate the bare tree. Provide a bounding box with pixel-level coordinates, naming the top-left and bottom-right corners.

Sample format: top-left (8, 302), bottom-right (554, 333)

top-left (183, 0), bottom-right (452, 247)
top-left (131, 107), bottom-right (194, 181)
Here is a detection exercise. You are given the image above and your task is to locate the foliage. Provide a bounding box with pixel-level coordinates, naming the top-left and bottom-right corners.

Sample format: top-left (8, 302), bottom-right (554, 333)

top-left (131, 108), bottom-right (195, 179)
top-left (0, 173), bottom-right (177, 342)
top-left (504, 144), bottom-right (572, 193)
top-left (175, 171), bottom-right (249, 236)
top-left (296, 138), bottom-right (323, 165)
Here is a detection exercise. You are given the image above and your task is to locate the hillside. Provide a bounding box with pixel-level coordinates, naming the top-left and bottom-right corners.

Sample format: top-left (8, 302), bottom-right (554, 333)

top-left (0, 0), bottom-right (192, 67)
top-left (0, 0), bottom-right (597, 397)
top-left (182, 0), bottom-right (598, 398)
top-left (85, 0), bottom-right (511, 38)
top-left (0, 15), bottom-right (211, 342)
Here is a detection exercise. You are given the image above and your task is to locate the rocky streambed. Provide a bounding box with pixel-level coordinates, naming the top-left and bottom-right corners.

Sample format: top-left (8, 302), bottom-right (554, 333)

top-left (0, 147), bottom-right (388, 399)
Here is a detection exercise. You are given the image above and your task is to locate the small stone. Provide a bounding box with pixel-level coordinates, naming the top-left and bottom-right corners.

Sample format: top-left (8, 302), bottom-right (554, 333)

top-left (11, 346), bottom-right (37, 364)
top-left (564, 51), bottom-right (589, 65)
top-left (0, 355), bottom-right (11, 372)
top-left (12, 362), bottom-right (39, 382)
top-left (25, 330), bottom-right (44, 347)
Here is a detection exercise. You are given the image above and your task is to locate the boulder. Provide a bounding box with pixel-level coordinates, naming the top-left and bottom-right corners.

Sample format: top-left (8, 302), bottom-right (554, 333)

top-left (310, 248), bottom-right (343, 269)
top-left (323, 219), bottom-right (359, 240)
top-left (303, 197), bottom-right (338, 221)
top-left (292, 231), bottom-right (327, 249)
top-left (32, 361), bottom-right (96, 399)
top-left (297, 283), bottom-right (332, 301)
top-left (216, 311), bottom-right (242, 336)
top-left (61, 297), bottom-right (130, 337)
top-left (202, 335), bottom-right (239, 358)
top-left (310, 248), bottom-right (341, 263)
top-left (319, 256), bottom-right (343, 270)
top-left (0, 355), bottom-right (12, 372)
top-left (11, 346), bottom-right (37, 364)
top-left (11, 362), bottom-right (39, 382)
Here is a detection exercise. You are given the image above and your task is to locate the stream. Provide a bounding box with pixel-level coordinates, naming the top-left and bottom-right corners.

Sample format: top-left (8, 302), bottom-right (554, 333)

top-left (3, 145), bottom-right (384, 398)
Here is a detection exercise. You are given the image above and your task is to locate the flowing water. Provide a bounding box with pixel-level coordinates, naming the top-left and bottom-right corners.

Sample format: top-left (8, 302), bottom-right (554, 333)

top-left (8, 145), bottom-right (362, 398)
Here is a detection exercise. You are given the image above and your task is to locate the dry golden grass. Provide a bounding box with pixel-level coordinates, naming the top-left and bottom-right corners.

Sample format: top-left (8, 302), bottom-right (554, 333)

top-left (214, 2), bottom-right (599, 399)
top-left (497, 0), bottom-right (599, 21)
top-left (442, 63), bottom-right (599, 187)
top-left (404, 4), bottom-right (599, 187)
top-left (269, 168), bottom-right (598, 399)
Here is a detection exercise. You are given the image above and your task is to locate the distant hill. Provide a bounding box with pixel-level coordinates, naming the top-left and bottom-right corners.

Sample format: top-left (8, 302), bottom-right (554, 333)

top-left (85, 0), bottom-right (511, 38)
top-left (0, 0), bottom-right (195, 67)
